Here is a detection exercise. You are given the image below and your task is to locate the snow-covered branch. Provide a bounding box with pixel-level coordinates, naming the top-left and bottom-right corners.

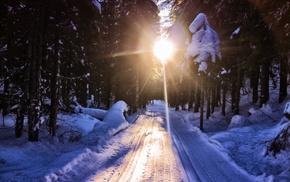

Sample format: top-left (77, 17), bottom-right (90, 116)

top-left (184, 13), bottom-right (221, 73)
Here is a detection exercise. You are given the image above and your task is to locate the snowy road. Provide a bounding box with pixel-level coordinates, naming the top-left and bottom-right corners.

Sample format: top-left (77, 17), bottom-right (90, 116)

top-left (89, 102), bottom-right (254, 182)
top-left (90, 112), bottom-right (186, 181)
top-left (0, 101), bottom-right (286, 182)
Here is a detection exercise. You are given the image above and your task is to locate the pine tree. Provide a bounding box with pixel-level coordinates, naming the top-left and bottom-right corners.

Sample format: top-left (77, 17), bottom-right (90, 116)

top-left (49, 0), bottom-right (62, 136)
top-left (184, 13), bottom-right (221, 129)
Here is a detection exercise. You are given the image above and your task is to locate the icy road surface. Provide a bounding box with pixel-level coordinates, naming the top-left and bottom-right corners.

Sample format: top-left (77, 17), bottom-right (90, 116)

top-left (89, 102), bottom-right (254, 182)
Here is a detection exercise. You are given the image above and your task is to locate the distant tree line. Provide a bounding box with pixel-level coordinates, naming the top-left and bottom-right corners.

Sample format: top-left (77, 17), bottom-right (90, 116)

top-left (165, 0), bottom-right (290, 123)
top-left (0, 0), bottom-right (160, 141)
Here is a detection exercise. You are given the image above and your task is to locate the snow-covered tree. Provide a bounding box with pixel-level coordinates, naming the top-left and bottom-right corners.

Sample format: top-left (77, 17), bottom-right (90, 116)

top-left (184, 13), bottom-right (221, 130)
top-left (184, 13), bottom-right (221, 74)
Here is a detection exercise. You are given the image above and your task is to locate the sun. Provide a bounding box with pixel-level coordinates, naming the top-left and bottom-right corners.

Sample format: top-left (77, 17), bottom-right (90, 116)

top-left (153, 39), bottom-right (174, 64)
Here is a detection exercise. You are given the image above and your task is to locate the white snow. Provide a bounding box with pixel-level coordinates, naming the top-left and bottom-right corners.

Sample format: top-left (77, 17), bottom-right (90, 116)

top-left (228, 115), bottom-right (252, 129)
top-left (7, 6), bottom-right (13, 12)
top-left (58, 113), bottom-right (100, 135)
top-left (58, 39), bottom-right (63, 45)
top-left (0, 94), bottom-right (289, 182)
top-left (92, 0), bottom-right (102, 14)
top-left (74, 105), bottom-right (107, 120)
top-left (103, 100), bottom-right (129, 136)
top-left (70, 21), bottom-right (77, 31)
top-left (1, 44), bottom-right (7, 51)
top-left (230, 27), bottom-right (241, 39)
top-left (283, 102), bottom-right (290, 115)
top-left (184, 13), bottom-right (221, 73)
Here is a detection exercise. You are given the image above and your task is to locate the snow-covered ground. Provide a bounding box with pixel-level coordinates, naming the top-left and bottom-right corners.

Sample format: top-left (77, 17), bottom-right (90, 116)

top-left (173, 103), bottom-right (290, 181)
top-left (0, 96), bottom-right (289, 181)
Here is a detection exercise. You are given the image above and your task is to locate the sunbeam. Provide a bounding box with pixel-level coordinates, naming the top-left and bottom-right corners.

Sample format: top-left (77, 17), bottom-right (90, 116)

top-left (162, 64), bottom-right (171, 137)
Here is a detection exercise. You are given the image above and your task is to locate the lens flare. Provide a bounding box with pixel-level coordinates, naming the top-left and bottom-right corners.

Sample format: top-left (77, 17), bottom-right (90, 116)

top-left (153, 39), bottom-right (174, 64)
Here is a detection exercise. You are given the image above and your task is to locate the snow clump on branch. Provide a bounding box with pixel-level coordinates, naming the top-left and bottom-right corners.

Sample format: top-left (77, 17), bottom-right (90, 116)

top-left (184, 13), bottom-right (221, 73)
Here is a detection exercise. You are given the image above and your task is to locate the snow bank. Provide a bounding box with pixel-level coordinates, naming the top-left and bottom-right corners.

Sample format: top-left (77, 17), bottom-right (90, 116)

top-left (58, 101), bottom-right (129, 139)
top-left (103, 101), bottom-right (128, 123)
top-left (228, 115), bottom-right (252, 129)
top-left (74, 105), bottom-right (107, 120)
top-left (44, 148), bottom-right (99, 182)
top-left (57, 113), bottom-right (101, 137)
top-left (248, 104), bottom-right (274, 124)
top-left (103, 101), bottom-right (129, 136)
top-left (0, 114), bottom-right (16, 127)
top-left (261, 104), bottom-right (272, 115)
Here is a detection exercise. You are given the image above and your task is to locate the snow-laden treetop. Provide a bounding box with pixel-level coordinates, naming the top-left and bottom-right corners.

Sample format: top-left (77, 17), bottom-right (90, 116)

top-left (184, 13), bottom-right (221, 73)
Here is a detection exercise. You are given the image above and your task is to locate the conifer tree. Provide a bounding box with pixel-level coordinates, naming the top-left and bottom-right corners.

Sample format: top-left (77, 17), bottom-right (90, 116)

top-left (185, 13), bottom-right (221, 130)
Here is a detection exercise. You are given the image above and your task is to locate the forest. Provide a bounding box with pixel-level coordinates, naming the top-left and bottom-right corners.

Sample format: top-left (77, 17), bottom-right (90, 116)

top-left (0, 0), bottom-right (289, 141)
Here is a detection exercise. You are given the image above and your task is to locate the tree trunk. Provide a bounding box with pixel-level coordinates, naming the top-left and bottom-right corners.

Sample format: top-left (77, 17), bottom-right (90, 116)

top-left (211, 86), bottom-right (216, 113)
top-left (234, 68), bottom-right (243, 115)
top-left (28, 4), bottom-right (45, 141)
top-left (222, 82), bottom-right (226, 116)
top-left (200, 76), bottom-right (204, 130)
top-left (206, 89), bottom-right (210, 119)
top-left (216, 81), bottom-right (221, 107)
top-left (105, 69), bottom-right (112, 109)
top-left (28, 31), bottom-right (38, 141)
top-left (251, 61), bottom-right (260, 103)
top-left (188, 80), bottom-right (193, 111)
top-left (194, 78), bottom-right (200, 112)
top-left (16, 59), bottom-right (30, 137)
top-left (2, 80), bottom-right (10, 125)
top-left (260, 58), bottom-right (269, 106)
top-left (15, 95), bottom-right (24, 138)
top-left (231, 67), bottom-right (237, 113)
top-left (33, 5), bottom-right (44, 141)
top-left (49, 1), bottom-right (61, 136)
top-left (279, 55), bottom-right (288, 103)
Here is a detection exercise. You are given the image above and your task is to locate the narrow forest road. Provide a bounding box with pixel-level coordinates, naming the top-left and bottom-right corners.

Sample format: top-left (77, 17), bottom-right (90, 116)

top-left (89, 102), bottom-right (255, 182)
top-left (91, 112), bottom-right (186, 181)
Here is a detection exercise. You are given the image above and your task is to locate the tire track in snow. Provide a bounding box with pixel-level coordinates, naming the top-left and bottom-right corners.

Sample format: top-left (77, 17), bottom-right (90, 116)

top-left (171, 128), bottom-right (200, 181)
top-left (116, 117), bottom-right (156, 181)
top-left (171, 127), bottom-right (212, 181)
top-left (91, 114), bottom-right (185, 181)
top-left (170, 112), bottom-right (254, 182)
top-left (92, 115), bottom-right (154, 181)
